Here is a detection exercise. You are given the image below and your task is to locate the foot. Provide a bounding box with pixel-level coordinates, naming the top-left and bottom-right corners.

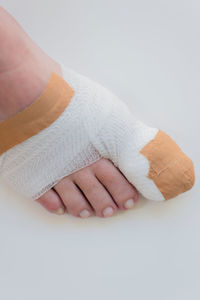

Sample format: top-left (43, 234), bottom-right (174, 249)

top-left (0, 7), bottom-right (139, 218)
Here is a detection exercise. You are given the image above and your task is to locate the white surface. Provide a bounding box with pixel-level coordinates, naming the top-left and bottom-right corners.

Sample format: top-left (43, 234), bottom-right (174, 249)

top-left (0, 1), bottom-right (199, 299)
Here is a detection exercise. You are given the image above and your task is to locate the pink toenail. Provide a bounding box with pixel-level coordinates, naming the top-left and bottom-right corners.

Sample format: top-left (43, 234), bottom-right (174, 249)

top-left (124, 199), bottom-right (134, 209)
top-left (56, 207), bottom-right (65, 215)
top-left (103, 206), bottom-right (114, 217)
top-left (80, 209), bottom-right (91, 218)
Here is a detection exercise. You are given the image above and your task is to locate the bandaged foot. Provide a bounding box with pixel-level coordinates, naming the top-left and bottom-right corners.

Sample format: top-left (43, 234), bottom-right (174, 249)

top-left (0, 66), bottom-right (195, 201)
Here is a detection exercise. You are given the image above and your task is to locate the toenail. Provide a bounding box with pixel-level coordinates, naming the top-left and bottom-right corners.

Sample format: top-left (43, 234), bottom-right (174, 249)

top-left (103, 206), bottom-right (114, 217)
top-left (80, 209), bottom-right (91, 218)
top-left (124, 199), bottom-right (134, 209)
top-left (55, 207), bottom-right (65, 215)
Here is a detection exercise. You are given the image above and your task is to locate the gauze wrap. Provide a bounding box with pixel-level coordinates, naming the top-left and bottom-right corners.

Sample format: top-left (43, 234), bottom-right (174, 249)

top-left (0, 66), bottom-right (195, 200)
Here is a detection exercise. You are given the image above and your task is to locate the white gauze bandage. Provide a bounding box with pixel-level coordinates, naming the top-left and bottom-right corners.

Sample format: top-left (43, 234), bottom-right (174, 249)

top-left (0, 66), bottom-right (195, 201)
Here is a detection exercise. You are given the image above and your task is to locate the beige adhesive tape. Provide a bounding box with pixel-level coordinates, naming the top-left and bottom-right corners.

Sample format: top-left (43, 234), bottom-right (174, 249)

top-left (140, 130), bottom-right (195, 200)
top-left (0, 73), bottom-right (74, 155)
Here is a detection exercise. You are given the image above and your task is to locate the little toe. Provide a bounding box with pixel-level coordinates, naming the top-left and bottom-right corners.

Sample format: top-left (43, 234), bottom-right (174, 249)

top-left (93, 159), bottom-right (139, 210)
top-left (72, 168), bottom-right (117, 218)
top-left (54, 178), bottom-right (93, 218)
top-left (36, 189), bottom-right (65, 215)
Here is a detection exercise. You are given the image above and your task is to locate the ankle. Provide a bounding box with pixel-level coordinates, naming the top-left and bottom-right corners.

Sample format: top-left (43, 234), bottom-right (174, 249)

top-left (0, 6), bottom-right (62, 121)
top-left (0, 53), bottom-right (62, 121)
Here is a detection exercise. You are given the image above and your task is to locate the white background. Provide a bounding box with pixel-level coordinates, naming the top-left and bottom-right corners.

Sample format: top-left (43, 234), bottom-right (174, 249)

top-left (0, 1), bottom-right (199, 299)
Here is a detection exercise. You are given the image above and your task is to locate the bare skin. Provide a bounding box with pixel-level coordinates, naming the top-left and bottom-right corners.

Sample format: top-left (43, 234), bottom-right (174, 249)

top-left (0, 7), bottom-right (139, 218)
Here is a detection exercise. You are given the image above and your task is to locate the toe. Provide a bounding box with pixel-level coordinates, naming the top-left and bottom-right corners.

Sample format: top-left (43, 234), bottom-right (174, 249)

top-left (36, 189), bottom-right (65, 215)
top-left (54, 178), bottom-right (93, 218)
top-left (72, 168), bottom-right (117, 218)
top-left (93, 159), bottom-right (139, 210)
